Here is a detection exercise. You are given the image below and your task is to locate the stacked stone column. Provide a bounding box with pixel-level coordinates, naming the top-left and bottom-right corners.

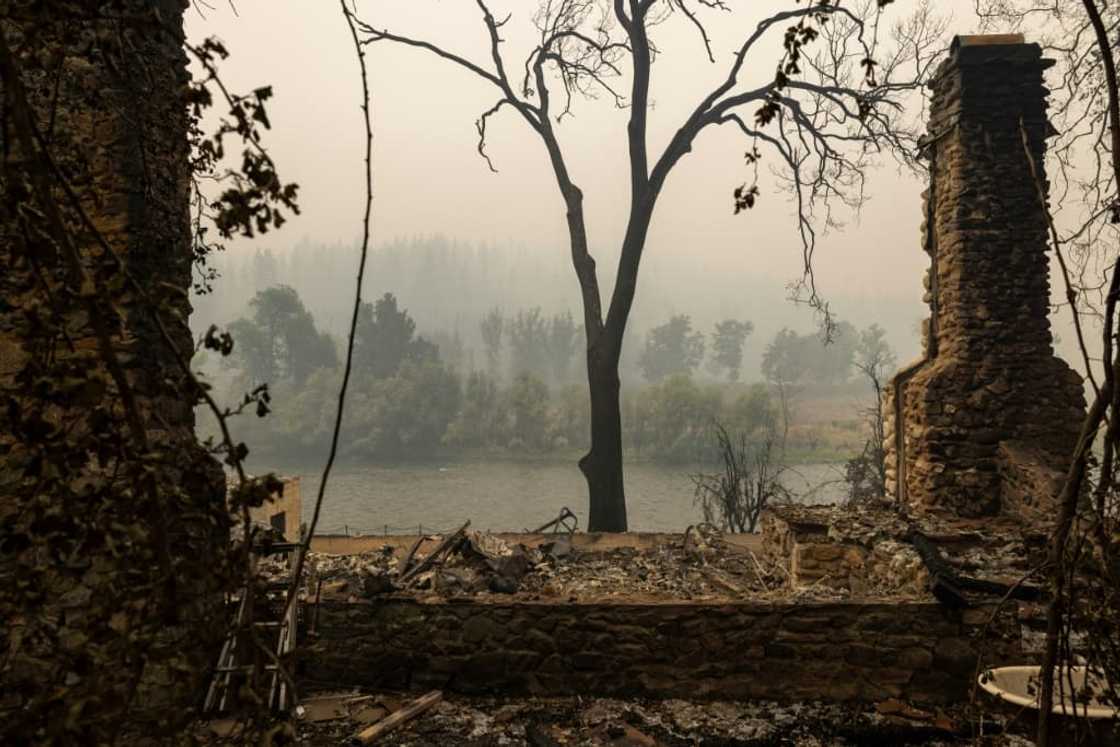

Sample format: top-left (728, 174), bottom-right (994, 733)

top-left (0, 1), bottom-right (226, 735)
top-left (884, 36), bottom-right (1085, 518)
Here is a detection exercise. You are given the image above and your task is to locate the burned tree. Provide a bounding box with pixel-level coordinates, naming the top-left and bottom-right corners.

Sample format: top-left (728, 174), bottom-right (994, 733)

top-left (353, 1), bottom-right (942, 530)
top-left (693, 421), bottom-right (789, 533)
top-left (846, 324), bottom-right (895, 503)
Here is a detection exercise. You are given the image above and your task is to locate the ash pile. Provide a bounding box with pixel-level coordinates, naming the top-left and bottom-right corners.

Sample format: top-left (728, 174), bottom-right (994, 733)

top-left (273, 522), bottom-right (812, 603)
top-left (280, 691), bottom-right (1019, 746)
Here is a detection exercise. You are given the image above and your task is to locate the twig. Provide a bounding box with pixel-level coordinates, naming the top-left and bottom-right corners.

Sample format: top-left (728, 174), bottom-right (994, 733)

top-left (283, 0), bottom-right (378, 635)
top-left (748, 548), bottom-right (777, 584)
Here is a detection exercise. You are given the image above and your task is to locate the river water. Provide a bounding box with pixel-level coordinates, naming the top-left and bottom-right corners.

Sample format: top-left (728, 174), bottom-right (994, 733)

top-left (257, 459), bottom-right (847, 535)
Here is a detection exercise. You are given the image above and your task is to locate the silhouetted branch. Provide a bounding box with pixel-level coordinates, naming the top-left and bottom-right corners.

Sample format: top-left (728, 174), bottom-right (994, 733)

top-left (668, 0), bottom-right (728, 63)
top-left (284, 0), bottom-right (381, 630)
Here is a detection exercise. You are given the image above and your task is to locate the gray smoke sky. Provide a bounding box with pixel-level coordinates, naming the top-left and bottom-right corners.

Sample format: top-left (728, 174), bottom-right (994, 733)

top-left (185, 2), bottom-right (1002, 363)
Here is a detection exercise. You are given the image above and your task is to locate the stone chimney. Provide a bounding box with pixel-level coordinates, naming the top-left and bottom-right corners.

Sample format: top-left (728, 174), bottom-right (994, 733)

top-left (883, 35), bottom-right (1086, 518)
top-left (0, 1), bottom-right (226, 735)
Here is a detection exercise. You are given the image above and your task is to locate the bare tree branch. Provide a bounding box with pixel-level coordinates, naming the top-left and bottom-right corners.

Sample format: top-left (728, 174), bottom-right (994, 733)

top-left (353, 0), bottom-right (944, 530)
top-left (476, 98), bottom-right (511, 172)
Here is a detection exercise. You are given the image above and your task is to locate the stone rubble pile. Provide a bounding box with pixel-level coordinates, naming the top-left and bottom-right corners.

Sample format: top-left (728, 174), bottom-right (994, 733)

top-left (763, 502), bottom-right (1045, 595)
top-left (255, 505), bottom-right (1047, 610)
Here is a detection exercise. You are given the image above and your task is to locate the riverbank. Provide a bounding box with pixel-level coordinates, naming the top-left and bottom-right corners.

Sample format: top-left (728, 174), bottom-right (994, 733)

top-left (243, 459), bottom-right (847, 536)
top-left (237, 441), bottom-right (860, 471)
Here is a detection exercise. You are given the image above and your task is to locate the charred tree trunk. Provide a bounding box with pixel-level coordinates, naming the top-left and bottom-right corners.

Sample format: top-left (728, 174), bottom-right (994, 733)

top-left (580, 350), bottom-right (628, 531)
top-left (550, 178), bottom-right (629, 533)
top-left (573, 192), bottom-right (655, 532)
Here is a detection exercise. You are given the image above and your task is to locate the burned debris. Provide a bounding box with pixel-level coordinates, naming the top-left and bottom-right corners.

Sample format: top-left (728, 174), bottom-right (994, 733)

top-left (761, 502), bottom-right (1048, 605)
top-left (267, 524), bottom-right (813, 605)
top-left (263, 691), bottom-right (1030, 746)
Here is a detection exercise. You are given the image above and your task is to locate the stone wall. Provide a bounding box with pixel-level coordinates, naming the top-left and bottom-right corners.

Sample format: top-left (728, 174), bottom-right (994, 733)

top-left (760, 510), bottom-right (928, 596)
top-left (305, 598), bottom-right (1019, 706)
top-left (884, 35), bottom-right (1085, 517)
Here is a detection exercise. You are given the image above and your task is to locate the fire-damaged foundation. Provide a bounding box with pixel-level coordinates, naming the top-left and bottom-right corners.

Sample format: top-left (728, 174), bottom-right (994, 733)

top-left (263, 516), bottom-right (1120, 744)
top-left (293, 531), bottom-right (1021, 711)
top-left (306, 597), bottom-right (1015, 706)
top-left (260, 33), bottom-right (1099, 744)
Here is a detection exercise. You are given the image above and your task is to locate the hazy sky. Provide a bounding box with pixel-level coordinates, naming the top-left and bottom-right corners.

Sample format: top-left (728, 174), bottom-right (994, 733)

top-left (184, 1), bottom-right (1002, 363)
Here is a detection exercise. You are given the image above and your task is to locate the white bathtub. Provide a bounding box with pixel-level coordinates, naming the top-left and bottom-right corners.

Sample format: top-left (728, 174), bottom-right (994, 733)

top-left (979, 665), bottom-right (1118, 720)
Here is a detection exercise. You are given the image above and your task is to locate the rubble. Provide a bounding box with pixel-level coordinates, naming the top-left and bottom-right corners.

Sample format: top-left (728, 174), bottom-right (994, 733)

top-left (354, 690), bottom-right (442, 744)
top-left (531, 506), bottom-right (579, 534)
top-left (266, 524), bottom-right (890, 603)
top-left (238, 525), bottom-right (1037, 742)
top-left (762, 501), bottom-right (1048, 599)
top-left (277, 691), bottom-right (1033, 746)
top-left (511, 531), bottom-right (787, 602)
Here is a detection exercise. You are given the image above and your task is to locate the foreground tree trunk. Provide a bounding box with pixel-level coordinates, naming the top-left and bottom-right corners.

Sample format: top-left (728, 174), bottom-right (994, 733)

top-left (554, 177), bottom-right (630, 531)
top-left (567, 173), bottom-right (653, 531)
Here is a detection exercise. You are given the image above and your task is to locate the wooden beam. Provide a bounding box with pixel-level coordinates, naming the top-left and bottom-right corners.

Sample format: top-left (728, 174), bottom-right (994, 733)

top-left (354, 690), bottom-right (442, 744)
top-left (907, 530), bottom-right (1043, 607)
top-left (398, 535), bottom-right (426, 577)
top-left (398, 521), bottom-right (469, 584)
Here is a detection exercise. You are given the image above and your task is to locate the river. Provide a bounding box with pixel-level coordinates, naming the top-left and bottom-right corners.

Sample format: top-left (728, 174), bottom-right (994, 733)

top-left (252, 459), bottom-right (848, 535)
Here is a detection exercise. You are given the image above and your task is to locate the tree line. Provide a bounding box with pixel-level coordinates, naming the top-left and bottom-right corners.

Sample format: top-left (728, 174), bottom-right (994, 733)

top-left (220, 284), bottom-right (880, 393)
top-left (190, 237), bottom-right (922, 392)
top-left (206, 285), bottom-right (893, 466)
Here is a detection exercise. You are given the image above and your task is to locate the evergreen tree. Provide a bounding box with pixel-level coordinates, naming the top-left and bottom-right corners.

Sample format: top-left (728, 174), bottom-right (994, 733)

top-left (354, 292), bottom-right (438, 379)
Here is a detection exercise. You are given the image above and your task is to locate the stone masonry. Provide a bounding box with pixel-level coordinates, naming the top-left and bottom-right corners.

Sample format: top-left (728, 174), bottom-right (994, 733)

top-left (884, 35), bottom-right (1085, 518)
top-left (306, 598), bottom-right (1020, 706)
top-left (0, 2), bottom-right (225, 736)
